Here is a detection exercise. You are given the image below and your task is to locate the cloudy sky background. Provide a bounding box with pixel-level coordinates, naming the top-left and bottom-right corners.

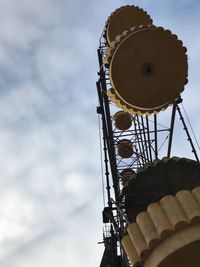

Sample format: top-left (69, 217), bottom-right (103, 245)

top-left (0, 0), bottom-right (200, 266)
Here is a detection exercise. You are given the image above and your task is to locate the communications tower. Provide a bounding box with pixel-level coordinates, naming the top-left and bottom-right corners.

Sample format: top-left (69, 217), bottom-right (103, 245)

top-left (96, 5), bottom-right (200, 267)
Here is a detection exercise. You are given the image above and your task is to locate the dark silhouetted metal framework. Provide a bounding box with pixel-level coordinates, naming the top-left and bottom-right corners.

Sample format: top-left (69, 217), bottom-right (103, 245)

top-left (96, 33), bottom-right (199, 267)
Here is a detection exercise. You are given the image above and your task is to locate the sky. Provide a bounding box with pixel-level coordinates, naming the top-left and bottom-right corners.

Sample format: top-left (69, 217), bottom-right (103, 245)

top-left (0, 0), bottom-right (200, 266)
